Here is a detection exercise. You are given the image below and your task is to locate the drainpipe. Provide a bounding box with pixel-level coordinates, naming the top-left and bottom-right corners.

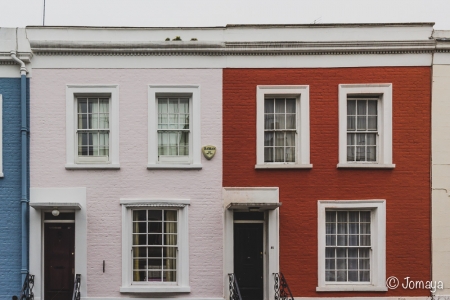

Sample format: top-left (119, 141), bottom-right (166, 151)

top-left (10, 50), bottom-right (28, 284)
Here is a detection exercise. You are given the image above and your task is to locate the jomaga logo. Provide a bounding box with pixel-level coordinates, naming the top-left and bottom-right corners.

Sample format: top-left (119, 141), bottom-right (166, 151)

top-left (386, 276), bottom-right (444, 293)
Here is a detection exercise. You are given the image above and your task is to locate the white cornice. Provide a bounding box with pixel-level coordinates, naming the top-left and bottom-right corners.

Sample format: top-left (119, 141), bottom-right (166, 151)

top-left (30, 40), bottom-right (435, 56)
top-left (0, 52), bottom-right (33, 63)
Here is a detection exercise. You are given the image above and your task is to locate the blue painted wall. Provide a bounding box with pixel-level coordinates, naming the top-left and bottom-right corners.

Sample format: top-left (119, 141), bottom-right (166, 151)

top-left (0, 78), bottom-right (29, 298)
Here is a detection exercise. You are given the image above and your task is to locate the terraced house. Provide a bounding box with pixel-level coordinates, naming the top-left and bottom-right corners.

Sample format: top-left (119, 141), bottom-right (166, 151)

top-left (0, 23), bottom-right (439, 300)
top-left (0, 28), bottom-right (32, 299)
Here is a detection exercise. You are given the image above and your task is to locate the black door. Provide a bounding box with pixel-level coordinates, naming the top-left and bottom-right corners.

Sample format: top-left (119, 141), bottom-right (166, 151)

top-left (234, 222), bottom-right (264, 300)
top-left (44, 223), bottom-right (75, 300)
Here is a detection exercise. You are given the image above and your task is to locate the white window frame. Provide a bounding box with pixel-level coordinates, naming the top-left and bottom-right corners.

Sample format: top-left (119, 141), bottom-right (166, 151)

top-left (65, 85), bottom-right (119, 169)
top-left (120, 198), bottom-right (190, 293)
top-left (256, 85), bottom-right (311, 169)
top-left (0, 94), bottom-right (3, 177)
top-left (148, 85), bottom-right (201, 169)
top-left (317, 200), bottom-right (386, 292)
top-left (338, 84), bottom-right (394, 168)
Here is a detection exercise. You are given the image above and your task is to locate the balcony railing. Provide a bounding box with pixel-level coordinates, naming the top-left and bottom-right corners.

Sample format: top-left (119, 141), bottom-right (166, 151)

top-left (19, 273), bottom-right (34, 300)
top-left (273, 272), bottom-right (293, 300)
top-left (228, 273), bottom-right (242, 300)
top-left (72, 274), bottom-right (81, 300)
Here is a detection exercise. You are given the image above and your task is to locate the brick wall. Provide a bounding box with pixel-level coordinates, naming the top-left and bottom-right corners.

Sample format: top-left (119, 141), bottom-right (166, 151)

top-left (223, 67), bottom-right (431, 297)
top-left (0, 78), bottom-right (28, 298)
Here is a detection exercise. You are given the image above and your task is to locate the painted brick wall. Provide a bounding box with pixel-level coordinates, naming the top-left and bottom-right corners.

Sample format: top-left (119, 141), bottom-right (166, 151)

top-left (30, 69), bottom-right (223, 298)
top-left (0, 78), bottom-right (29, 298)
top-left (223, 67), bottom-right (431, 297)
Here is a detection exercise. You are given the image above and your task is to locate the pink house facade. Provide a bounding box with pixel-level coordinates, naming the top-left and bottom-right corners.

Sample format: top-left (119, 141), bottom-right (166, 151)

top-left (27, 27), bottom-right (223, 299)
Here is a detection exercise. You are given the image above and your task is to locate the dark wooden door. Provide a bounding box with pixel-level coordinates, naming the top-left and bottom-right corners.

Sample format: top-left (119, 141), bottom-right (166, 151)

top-left (234, 223), bottom-right (264, 300)
top-left (44, 223), bottom-right (75, 300)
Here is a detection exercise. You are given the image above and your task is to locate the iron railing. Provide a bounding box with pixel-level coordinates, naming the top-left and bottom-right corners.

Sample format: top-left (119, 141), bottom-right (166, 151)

top-left (228, 273), bottom-right (242, 300)
top-left (19, 273), bottom-right (34, 300)
top-left (273, 272), bottom-right (293, 300)
top-left (72, 274), bottom-right (81, 300)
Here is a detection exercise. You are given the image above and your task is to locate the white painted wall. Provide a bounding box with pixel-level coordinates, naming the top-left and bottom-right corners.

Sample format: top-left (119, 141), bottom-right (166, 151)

top-left (432, 62), bottom-right (450, 296)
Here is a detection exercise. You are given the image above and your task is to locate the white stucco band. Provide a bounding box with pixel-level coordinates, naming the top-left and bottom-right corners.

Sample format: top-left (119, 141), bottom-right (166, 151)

top-left (29, 187), bottom-right (87, 300)
top-left (432, 62), bottom-right (450, 297)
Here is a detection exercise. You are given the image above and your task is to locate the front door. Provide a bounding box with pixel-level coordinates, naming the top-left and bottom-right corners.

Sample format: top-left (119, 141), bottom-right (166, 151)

top-left (234, 219), bottom-right (264, 300)
top-left (44, 223), bottom-right (75, 300)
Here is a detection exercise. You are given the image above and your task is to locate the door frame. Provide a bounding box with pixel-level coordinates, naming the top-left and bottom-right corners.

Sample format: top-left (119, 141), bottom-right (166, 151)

top-left (29, 187), bottom-right (87, 300)
top-left (223, 187), bottom-right (280, 300)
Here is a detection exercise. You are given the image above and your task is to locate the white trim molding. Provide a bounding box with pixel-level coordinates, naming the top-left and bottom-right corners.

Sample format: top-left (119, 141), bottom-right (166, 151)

top-left (256, 85), bottom-right (311, 169)
top-left (0, 94), bottom-right (3, 177)
top-left (338, 84), bottom-right (394, 169)
top-left (317, 200), bottom-right (386, 292)
top-left (148, 85), bottom-right (202, 169)
top-left (223, 187), bottom-right (279, 300)
top-left (65, 84), bottom-right (120, 169)
top-left (29, 187), bottom-right (88, 300)
top-left (120, 198), bottom-right (190, 293)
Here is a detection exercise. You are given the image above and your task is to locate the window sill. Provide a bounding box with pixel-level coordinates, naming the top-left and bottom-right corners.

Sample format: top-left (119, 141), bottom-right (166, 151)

top-left (147, 164), bottom-right (202, 170)
top-left (255, 163), bottom-right (313, 169)
top-left (65, 163), bottom-right (120, 170)
top-left (337, 163), bottom-right (395, 169)
top-left (120, 285), bottom-right (191, 293)
top-left (316, 285), bottom-right (388, 292)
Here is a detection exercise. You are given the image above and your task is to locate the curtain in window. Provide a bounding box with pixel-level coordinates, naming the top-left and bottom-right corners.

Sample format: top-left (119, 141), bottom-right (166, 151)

top-left (164, 210), bottom-right (177, 282)
top-left (158, 98), bottom-right (189, 157)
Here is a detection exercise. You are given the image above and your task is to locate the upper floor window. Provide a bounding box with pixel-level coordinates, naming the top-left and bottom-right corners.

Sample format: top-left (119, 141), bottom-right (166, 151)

top-left (256, 85), bottom-right (311, 169)
top-left (157, 97), bottom-right (190, 163)
top-left (346, 97), bottom-right (378, 163)
top-left (148, 85), bottom-right (201, 169)
top-left (338, 84), bottom-right (394, 169)
top-left (66, 85), bottom-right (119, 169)
top-left (76, 97), bottom-right (110, 163)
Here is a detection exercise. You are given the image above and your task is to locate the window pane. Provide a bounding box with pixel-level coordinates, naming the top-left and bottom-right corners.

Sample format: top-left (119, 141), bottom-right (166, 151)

top-left (285, 147), bottom-right (295, 162)
top-left (347, 116), bottom-right (356, 131)
top-left (148, 270), bottom-right (162, 281)
top-left (133, 247), bottom-right (146, 258)
top-left (286, 98), bottom-right (295, 113)
top-left (148, 234), bottom-right (162, 245)
top-left (348, 271), bottom-right (358, 281)
top-left (133, 270), bottom-right (146, 282)
top-left (264, 147), bottom-right (273, 162)
top-left (367, 100), bottom-right (377, 115)
top-left (164, 222), bottom-right (177, 234)
top-left (326, 235), bottom-right (336, 246)
top-left (275, 132), bottom-right (284, 146)
top-left (148, 222), bottom-right (162, 233)
top-left (286, 114), bottom-right (295, 129)
top-left (275, 113), bottom-right (285, 129)
top-left (337, 271), bottom-right (347, 282)
top-left (357, 100), bottom-right (366, 115)
top-left (264, 132), bottom-right (274, 146)
top-left (275, 98), bottom-right (285, 113)
top-left (337, 235), bottom-right (347, 246)
top-left (360, 212), bottom-right (371, 222)
top-left (360, 271), bottom-right (370, 281)
top-left (164, 234), bottom-right (177, 246)
top-left (326, 223), bottom-right (336, 234)
top-left (264, 99), bottom-right (274, 113)
top-left (349, 223), bottom-right (359, 234)
top-left (337, 212), bottom-right (347, 222)
top-left (326, 211), bottom-right (336, 222)
top-left (265, 114), bottom-right (274, 130)
top-left (164, 271), bottom-right (177, 282)
top-left (133, 210), bottom-right (146, 222)
top-left (325, 271), bottom-right (335, 281)
top-left (325, 259), bottom-right (335, 270)
top-left (274, 147), bottom-right (284, 162)
top-left (133, 222), bottom-right (146, 234)
top-left (148, 259), bottom-right (162, 269)
top-left (165, 210), bottom-right (177, 221)
top-left (325, 248), bottom-right (335, 258)
top-left (368, 116), bottom-right (377, 131)
top-left (148, 247), bottom-right (162, 258)
top-left (357, 116), bottom-right (366, 131)
top-left (347, 100), bottom-right (356, 115)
